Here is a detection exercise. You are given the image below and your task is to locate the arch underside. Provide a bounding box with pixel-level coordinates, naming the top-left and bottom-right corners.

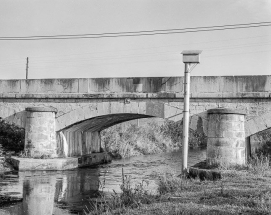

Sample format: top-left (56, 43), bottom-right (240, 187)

top-left (58, 113), bottom-right (154, 157)
top-left (61, 113), bottom-right (154, 133)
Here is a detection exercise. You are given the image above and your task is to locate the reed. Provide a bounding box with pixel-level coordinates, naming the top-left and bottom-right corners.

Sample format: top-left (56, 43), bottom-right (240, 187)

top-left (87, 168), bottom-right (156, 215)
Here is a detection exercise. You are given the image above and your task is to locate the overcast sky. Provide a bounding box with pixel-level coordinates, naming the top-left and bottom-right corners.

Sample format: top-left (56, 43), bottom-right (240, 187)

top-left (0, 0), bottom-right (271, 79)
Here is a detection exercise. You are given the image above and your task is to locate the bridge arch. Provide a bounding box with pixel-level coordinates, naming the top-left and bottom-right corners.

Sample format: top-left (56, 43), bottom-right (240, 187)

top-left (55, 101), bottom-right (210, 157)
top-left (55, 101), bottom-right (184, 131)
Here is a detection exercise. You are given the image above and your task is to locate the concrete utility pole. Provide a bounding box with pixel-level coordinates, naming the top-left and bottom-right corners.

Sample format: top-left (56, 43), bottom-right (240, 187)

top-left (181, 50), bottom-right (202, 174)
top-left (26, 57), bottom-right (29, 79)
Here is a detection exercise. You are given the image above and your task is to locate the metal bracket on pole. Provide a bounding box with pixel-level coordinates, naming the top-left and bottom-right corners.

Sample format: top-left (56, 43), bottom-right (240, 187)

top-left (181, 50), bottom-right (202, 175)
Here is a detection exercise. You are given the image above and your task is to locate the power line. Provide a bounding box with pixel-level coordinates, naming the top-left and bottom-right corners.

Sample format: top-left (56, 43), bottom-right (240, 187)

top-left (0, 22), bottom-right (271, 41)
top-left (2, 21), bottom-right (271, 38)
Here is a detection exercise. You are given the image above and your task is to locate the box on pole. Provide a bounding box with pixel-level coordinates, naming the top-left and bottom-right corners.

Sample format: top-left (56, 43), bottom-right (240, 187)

top-left (181, 50), bottom-right (202, 175)
top-left (181, 50), bottom-right (202, 63)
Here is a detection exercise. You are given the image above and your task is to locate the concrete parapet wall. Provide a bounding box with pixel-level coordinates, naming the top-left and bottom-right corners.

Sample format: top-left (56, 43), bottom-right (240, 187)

top-left (0, 75), bottom-right (271, 95)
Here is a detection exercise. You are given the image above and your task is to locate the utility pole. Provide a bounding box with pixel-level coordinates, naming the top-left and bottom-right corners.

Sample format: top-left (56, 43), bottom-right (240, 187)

top-left (26, 57), bottom-right (29, 79)
top-left (182, 62), bottom-right (191, 174)
top-left (181, 50), bottom-right (202, 174)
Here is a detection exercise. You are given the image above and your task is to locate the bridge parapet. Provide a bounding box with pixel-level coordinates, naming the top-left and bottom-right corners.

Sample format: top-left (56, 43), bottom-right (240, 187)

top-left (0, 91), bottom-right (270, 99)
top-left (1, 76), bottom-right (271, 95)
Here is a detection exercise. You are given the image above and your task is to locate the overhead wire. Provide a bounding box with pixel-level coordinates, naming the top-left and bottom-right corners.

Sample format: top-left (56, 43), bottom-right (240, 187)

top-left (0, 21), bottom-right (270, 40)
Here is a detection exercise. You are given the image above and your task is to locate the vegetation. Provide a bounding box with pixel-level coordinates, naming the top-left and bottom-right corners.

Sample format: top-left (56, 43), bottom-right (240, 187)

top-left (0, 119), bottom-right (24, 172)
top-left (0, 118), bottom-right (24, 155)
top-left (87, 154), bottom-right (271, 215)
top-left (101, 120), bottom-right (207, 159)
top-left (87, 168), bottom-right (156, 215)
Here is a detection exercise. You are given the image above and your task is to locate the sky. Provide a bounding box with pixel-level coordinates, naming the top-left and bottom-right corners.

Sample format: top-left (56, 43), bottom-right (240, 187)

top-left (0, 0), bottom-right (271, 79)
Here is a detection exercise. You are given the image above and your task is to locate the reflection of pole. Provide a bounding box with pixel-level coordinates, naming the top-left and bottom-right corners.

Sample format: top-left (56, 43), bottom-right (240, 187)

top-left (26, 57), bottom-right (29, 79)
top-left (182, 63), bottom-right (190, 174)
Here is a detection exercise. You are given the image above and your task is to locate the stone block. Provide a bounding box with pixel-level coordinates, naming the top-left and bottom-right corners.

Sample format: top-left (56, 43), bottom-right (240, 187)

top-left (235, 139), bottom-right (245, 148)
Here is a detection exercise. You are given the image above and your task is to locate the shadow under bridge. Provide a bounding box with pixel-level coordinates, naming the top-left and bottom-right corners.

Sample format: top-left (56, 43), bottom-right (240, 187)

top-left (56, 113), bottom-right (154, 157)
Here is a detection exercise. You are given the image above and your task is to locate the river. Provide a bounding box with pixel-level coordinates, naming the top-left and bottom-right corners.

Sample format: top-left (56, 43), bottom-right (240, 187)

top-left (0, 149), bottom-right (206, 215)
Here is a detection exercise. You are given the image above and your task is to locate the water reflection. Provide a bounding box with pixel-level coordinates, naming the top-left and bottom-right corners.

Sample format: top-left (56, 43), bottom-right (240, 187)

top-left (0, 149), bottom-right (206, 215)
top-left (0, 169), bottom-right (101, 215)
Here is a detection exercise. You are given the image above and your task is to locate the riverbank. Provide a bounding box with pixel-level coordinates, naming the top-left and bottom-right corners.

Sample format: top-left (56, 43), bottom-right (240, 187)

top-left (101, 120), bottom-right (207, 159)
top-left (88, 155), bottom-right (271, 215)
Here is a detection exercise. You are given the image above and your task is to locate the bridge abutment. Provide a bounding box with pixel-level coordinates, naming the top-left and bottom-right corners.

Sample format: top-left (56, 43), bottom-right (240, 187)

top-left (207, 108), bottom-right (246, 166)
top-left (25, 107), bottom-right (58, 158)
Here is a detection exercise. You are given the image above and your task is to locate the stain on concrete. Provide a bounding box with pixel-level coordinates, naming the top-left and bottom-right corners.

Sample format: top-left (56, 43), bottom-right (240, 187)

top-left (237, 76), bottom-right (267, 92)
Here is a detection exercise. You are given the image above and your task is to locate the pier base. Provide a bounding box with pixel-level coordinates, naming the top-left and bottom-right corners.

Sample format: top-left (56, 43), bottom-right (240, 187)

top-left (7, 152), bottom-right (112, 171)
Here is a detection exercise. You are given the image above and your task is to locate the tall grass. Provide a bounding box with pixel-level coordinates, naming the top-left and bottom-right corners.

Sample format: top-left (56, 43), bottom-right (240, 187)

top-left (87, 168), bottom-right (155, 215)
top-left (156, 172), bottom-right (197, 195)
top-left (247, 153), bottom-right (270, 176)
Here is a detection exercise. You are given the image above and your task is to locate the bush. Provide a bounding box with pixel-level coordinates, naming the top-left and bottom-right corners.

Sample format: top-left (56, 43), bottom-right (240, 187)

top-left (101, 121), bottom-right (178, 158)
top-left (101, 119), bottom-right (207, 159)
top-left (0, 119), bottom-right (24, 153)
top-left (161, 120), bottom-right (207, 148)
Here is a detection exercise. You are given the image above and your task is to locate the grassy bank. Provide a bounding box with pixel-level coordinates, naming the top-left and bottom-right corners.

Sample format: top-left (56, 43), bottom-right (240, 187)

top-left (101, 120), bottom-right (207, 159)
top-left (87, 155), bottom-right (271, 215)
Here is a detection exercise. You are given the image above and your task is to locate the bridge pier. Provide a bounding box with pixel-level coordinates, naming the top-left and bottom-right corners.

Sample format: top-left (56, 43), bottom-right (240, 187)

top-left (7, 106), bottom-right (111, 170)
top-left (24, 107), bottom-right (58, 158)
top-left (207, 108), bottom-right (246, 166)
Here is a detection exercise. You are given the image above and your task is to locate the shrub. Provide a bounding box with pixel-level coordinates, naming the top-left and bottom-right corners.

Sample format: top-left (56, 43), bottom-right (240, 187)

top-left (160, 120), bottom-right (207, 148)
top-left (0, 119), bottom-right (24, 153)
top-left (101, 119), bottom-right (207, 159)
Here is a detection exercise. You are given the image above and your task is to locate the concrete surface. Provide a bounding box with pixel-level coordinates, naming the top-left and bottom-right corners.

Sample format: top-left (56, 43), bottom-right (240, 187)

top-left (7, 157), bottom-right (78, 171)
top-left (7, 152), bottom-right (111, 171)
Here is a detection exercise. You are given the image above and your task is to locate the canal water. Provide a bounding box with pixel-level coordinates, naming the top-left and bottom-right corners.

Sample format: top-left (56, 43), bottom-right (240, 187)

top-left (0, 149), bottom-right (206, 215)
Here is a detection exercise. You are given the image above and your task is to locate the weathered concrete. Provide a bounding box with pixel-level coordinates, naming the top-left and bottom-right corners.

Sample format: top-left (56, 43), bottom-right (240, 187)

top-left (1, 76), bottom-right (271, 94)
top-left (7, 157), bottom-right (78, 171)
top-left (24, 107), bottom-right (57, 158)
top-left (207, 108), bottom-right (246, 166)
top-left (7, 152), bottom-right (111, 171)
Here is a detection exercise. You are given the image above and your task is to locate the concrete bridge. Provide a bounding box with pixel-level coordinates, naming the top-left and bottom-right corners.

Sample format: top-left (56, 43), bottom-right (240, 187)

top-left (1, 76), bottom-right (271, 165)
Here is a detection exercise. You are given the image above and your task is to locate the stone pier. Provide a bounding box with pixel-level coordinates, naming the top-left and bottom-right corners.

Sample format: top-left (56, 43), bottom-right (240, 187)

top-left (24, 107), bottom-right (58, 158)
top-left (8, 106), bottom-right (111, 171)
top-left (207, 108), bottom-right (246, 166)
